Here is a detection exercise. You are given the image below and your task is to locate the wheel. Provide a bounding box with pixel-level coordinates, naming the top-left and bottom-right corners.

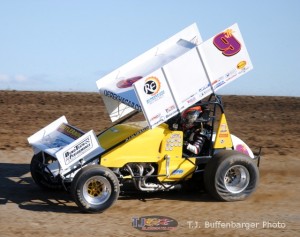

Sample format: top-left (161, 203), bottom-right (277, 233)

top-left (71, 165), bottom-right (120, 213)
top-left (204, 150), bottom-right (259, 201)
top-left (30, 152), bottom-right (62, 190)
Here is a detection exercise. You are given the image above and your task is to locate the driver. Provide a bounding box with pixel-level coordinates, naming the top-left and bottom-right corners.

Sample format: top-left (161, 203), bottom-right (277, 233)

top-left (181, 106), bottom-right (208, 155)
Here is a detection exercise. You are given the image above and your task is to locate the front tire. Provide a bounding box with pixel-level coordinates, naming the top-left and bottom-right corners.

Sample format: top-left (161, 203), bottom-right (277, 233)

top-left (71, 165), bottom-right (120, 213)
top-left (204, 150), bottom-right (259, 201)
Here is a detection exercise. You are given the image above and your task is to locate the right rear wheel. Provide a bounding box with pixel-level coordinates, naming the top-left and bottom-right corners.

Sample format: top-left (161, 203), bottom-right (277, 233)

top-left (204, 150), bottom-right (259, 201)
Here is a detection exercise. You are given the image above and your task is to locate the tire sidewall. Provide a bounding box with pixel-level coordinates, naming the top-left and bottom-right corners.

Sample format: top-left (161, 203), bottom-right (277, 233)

top-left (215, 155), bottom-right (259, 201)
top-left (30, 152), bottom-right (62, 190)
top-left (204, 150), bottom-right (259, 201)
top-left (71, 166), bottom-right (120, 213)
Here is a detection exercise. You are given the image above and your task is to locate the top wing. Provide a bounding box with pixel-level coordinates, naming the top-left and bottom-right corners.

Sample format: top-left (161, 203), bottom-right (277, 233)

top-left (97, 23), bottom-right (253, 128)
top-left (96, 23), bottom-right (202, 122)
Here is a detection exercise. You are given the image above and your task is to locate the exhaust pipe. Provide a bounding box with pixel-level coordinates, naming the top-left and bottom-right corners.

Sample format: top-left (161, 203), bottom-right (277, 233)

top-left (125, 163), bottom-right (181, 191)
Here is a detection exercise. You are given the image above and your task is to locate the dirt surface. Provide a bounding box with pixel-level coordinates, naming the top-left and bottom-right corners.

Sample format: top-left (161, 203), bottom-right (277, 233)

top-left (0, 90), bottom-right (299, 237)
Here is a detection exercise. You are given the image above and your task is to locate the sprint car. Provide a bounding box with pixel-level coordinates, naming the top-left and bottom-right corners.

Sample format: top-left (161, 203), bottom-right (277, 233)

top-left (28, 23), bottom-right (260, 212)
top-left (29, 94), bottom-right (260, 213)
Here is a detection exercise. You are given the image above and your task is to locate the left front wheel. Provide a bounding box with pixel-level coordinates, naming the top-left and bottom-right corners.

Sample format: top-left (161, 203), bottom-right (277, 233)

top-left (71, 165), bottom-right (120, 213)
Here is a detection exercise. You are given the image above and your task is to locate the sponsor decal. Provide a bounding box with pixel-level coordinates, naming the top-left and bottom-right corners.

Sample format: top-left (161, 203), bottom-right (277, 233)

top-left (219, 134), bottom-right (229, 138)
top-left (214, 114), bottom-right (233, 149)
top-left (171, 169), bottom-right (184, 175)
top-left (213, 28), bottom-right (241, 56)
top-left (220, 123), bottom-right (228, 133)
top-left (125, 127), bottom-right (148, 142)
top-left (57, 123), bottom-right (84, 140)
top-left (211, 69), bottom-right (237, 88)
top-left (144, 76), bottom-right (161, 95)
top-left (237, 61), bottom-right (247, 70)
top-left (63, 136), bottom-right (93, 165)
top-left (109, 127), bottom-right (119, 133)
top-left (146, 90), bottom-right (165, 104)
top-left (116, 76), bottom-right (143, 88)
top-left (166, 133), bottom-right (182, 151)
top-left (198, 84), bottom-right (211, 97)
top-left (218, 123), bottom-right (229, 140)
top-left (187, 96), bottom-right (196, 104)
top-left (225, 69), bottom-right (237, 81)
top-left (238, 65), bottom-right (250, 75)
top-left (214, 80), bottom-right (225, 89)
top-left (165, 104), bottom-right (176, 113)
top-left (151, 117), bottom-right (166, 127)
top-left (235, 144), bottom-right (249, 156)
top-left (143, 76), bottom-right (166, 105)
top-left (132, 216), bottom-right (178, 232)
top-left (165, 110), bottom-right (178, 119)
top-left (41, 135), bottom-right (69, 149)
top-left (104, 90), bottom-right (142, 111)
top-left (199, 83), bottom-right (210, 92)
top-left (150, 113), bottom-right (161, 122)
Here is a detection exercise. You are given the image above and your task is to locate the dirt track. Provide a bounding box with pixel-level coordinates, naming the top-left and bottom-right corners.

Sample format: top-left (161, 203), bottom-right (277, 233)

top-left (0, 91), bottom-right (299, 237)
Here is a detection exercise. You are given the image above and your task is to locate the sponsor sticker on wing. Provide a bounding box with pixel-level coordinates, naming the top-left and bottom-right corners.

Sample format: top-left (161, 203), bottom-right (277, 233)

top-left (63, 135), bottom-right (92, 165)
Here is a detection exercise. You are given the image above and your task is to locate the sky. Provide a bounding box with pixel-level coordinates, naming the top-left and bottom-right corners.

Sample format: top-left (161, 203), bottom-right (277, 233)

top-left (0, 0), bottom-right (299, 96)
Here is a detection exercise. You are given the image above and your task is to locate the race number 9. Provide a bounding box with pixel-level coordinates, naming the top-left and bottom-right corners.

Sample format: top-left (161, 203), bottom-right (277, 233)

top-left (213, 31), bottom-right (241, 56)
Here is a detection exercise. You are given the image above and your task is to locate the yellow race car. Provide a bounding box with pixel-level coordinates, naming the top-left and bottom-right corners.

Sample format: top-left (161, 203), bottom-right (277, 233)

top-left (29, 94), bottom-right (260, 213)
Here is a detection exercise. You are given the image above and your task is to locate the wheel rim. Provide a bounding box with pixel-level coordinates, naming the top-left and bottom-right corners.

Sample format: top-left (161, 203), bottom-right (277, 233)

top-left (224, 165), bottom-right (250, 194)
top-left (83, 176), bottom-right (112, 205)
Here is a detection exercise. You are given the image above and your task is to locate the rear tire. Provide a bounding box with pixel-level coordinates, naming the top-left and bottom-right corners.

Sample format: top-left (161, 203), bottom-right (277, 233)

top-left (204, 150), bottom-right (259, 201)
top-left (71, 165), bottom-right (120, 213)
top-left (30, 152), bottom-right (62, 190)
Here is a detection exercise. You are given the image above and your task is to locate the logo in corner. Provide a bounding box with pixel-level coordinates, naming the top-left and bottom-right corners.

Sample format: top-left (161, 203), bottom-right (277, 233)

top-left (144, 77), bottom-right (161, 95)
top-left (132, 216), bottom-right (178, 232)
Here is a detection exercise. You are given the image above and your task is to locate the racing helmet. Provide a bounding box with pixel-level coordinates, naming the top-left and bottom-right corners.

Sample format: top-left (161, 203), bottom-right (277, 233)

top-left (182, 106), bottom-right (202, 125)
